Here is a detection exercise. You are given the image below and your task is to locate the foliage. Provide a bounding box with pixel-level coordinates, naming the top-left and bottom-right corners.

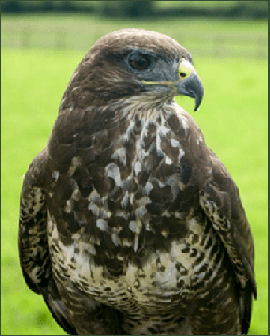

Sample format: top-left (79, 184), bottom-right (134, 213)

top-left (1, 0), bottom-right (268, 19)
top-left (99, 1), bottom-right (154, 18)
top-left (155, 1), bottom-right (268, 19)
top-left (1, 16), bottom-right (268, 336)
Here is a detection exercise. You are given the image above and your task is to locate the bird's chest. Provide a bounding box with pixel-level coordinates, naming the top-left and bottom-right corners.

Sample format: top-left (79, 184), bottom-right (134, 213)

top-left (48, 108), bottom-right (222, 314)
top-left (48, 210), bottom-right (222, 315)
top-left (84, 112), bottom-right (194, 254)
top-left (100, 110), bottom-right (190, 216)
top-left (107, 111), bottom-right (187, 188)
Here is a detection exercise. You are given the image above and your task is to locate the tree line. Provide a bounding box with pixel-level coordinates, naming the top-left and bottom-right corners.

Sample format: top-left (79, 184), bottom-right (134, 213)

top-left (1, 1), bottom-right (268, 19)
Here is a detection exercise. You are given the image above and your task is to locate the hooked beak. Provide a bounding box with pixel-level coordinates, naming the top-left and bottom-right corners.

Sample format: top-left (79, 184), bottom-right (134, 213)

top-left (141, 58), bottom-right (204, 111)
top-left (176, 72), bottom-right (204, 111)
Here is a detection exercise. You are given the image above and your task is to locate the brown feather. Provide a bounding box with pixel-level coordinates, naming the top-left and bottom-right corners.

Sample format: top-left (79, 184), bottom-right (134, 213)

top-left (19, 28), bottom-right (255, 335)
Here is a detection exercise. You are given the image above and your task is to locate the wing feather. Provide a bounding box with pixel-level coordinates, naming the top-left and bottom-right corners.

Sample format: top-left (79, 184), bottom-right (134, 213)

top-left (199, 153), bottom-right (256, 333)
top-left (18, 149), bottom-right (76, 334)
top-left (180, 112), bottom-right (256, 333)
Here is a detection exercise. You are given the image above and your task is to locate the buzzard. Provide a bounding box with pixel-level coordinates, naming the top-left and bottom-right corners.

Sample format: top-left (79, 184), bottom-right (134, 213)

top-left (19, 28), bottom-right (256, 335)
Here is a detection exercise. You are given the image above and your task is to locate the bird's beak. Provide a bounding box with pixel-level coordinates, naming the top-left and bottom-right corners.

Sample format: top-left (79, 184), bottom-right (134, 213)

top-left (176, 59), bottom-right (204, 111)
top-left (142, 58), bottom-right (204, 111)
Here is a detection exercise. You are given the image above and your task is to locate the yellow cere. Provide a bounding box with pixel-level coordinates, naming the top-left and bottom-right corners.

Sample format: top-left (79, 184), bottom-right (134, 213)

top-left (178, 58), bottom-right (195, 80)
top-left (141, 59), bottom-right (195, 87)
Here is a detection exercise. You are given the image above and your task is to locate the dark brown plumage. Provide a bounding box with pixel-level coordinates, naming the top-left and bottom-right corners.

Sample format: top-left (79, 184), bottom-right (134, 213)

top-left (19, 28), bottom-right (256, 335)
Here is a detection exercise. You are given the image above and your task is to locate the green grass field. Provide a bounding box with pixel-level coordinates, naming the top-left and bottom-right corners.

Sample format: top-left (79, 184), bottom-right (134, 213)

top-left (1, 15), bottom-right (268, 336)
top-left (2, 14), bottom-right (267, 58)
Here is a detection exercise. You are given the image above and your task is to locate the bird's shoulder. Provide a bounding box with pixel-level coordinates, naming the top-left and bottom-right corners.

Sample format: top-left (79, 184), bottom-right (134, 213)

top-left (171, 105), bottom-right (256, 291)
top-left (22, 147), bottom-right (50, 189)
top-left (19, 147), bottom-right (50, 291)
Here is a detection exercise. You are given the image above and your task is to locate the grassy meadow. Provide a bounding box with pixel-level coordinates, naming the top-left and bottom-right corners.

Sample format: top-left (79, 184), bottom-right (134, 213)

top-left (1, 15), bottom-right (268, 335)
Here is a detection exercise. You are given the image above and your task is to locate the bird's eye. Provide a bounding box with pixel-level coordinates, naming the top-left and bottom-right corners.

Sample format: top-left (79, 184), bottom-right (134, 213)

top-left (128, 53), bottom-right (151, 71)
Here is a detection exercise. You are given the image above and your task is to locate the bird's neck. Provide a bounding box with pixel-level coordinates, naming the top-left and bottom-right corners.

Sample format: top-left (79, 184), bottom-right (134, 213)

top-left (107, 95), bottom-right (176, 123)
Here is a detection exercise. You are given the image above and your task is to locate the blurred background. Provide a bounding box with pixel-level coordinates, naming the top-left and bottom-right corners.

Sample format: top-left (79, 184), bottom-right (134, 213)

top-left (1, 1), bottom-right (268, 56)
top-left (2, 1), bottom-right (268, 335)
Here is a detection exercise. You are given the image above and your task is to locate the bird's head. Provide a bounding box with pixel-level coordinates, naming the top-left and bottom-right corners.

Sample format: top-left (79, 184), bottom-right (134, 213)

top-left (62, 29), bottom-right (204, 112)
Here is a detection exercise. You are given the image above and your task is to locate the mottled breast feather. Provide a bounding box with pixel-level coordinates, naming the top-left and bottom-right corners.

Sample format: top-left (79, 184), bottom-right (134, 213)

top-left (19, 28), bottom-right (255, 335)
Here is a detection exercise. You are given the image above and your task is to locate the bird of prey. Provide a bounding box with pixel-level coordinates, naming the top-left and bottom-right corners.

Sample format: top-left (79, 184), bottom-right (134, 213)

top-left (19, 28), bottom-right (256, 335)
